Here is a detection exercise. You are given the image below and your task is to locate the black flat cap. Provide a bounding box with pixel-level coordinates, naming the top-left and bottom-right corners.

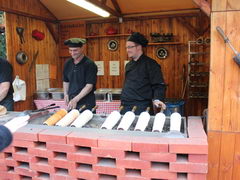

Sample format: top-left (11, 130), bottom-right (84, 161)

top-left (127, 32), bottom-right (148, 47)
top-left (64, 38), bottom-right (86, 47)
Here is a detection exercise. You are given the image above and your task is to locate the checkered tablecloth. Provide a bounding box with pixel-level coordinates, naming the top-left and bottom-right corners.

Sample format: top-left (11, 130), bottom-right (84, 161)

top-left (96, 100), bottom-right (121, 114)
top-left (34, 100), bottom-right (121, 114)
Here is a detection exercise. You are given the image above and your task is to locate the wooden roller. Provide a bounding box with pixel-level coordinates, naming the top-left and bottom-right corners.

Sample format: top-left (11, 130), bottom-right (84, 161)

top-left (170, 112), bottom-right (182, 132)
top-left (101, 106), bottom-right (123, 129)
top-left (55, 109), bottom-right (79, 127)
top-left (152, 112), bottom-right (166, 132)
top-left (43, 109), bottom-right (67, 126)
top-left (117, 106), bottom-right (137, 131)
top-left (134, 107), bottom-right (150, 131)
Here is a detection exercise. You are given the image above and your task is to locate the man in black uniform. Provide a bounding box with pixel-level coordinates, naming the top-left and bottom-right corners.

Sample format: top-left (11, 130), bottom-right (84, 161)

top-left (63, 38), bottom-right (97, 110)
top-left (121, 32), bottom-right (166, 115)
top-left (0, 58), bottom-right (14, 111)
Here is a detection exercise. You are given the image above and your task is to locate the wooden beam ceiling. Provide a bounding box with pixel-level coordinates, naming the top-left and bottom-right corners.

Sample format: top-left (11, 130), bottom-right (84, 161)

top-left (87, 0), bottom-right (122, 17)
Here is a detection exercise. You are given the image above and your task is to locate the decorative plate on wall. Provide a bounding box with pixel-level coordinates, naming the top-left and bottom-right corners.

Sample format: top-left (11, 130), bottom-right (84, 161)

top-left (156, 47), bottom-right (168, 59)
top-left (107, 40), bottom-right (118, 51)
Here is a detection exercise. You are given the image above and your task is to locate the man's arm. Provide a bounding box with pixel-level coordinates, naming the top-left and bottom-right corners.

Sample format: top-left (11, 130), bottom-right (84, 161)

top-left (0, 82), bottom-right (10, 102)
top-left (68, 84), bottom-right (93, 109)
top-left (63, 82), bottom-right (69, 105)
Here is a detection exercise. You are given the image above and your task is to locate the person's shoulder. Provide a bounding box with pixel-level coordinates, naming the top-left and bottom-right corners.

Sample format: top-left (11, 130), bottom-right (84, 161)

top-left (142, 54), bottom-right (159, 65)
top-left (84, 56), bottom-right (97, 66)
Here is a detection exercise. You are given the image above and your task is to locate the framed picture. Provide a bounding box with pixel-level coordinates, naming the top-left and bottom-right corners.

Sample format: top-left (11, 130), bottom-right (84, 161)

top-left (107, 40), bottom-right (118, 51)
top-left (156, 47), bottom-right (168, 59)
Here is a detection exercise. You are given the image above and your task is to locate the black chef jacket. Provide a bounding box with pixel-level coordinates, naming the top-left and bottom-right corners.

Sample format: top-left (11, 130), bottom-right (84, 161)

top-left (63, 56), bottom-right (97, 110)
top-left (0, 58), bottom-right (14, 111)
top-left (121, 54), bottom-right (166, 115)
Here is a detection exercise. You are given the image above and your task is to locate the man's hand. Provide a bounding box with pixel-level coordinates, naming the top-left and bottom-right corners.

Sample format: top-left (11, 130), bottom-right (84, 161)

top-left (67, 96), bottom-right (79, 110)
top-left (64, 94), bottom-right (69, 104)
top-left (153, 100), bottom-right (166, 110)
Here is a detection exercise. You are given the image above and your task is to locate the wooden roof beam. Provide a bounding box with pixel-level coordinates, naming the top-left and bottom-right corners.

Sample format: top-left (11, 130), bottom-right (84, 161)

top-left (177, 17), bottom-right (200, 37)
top-left (87, 0), bottom-right (122, 17)
top-left (192, 0), bottom-right (211, 17)
top-left (111, 0), bottom-right (122, 14)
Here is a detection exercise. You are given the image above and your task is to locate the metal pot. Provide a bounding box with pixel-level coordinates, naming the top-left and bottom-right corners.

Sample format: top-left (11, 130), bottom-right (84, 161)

top-left (34, 91), bottom-right (50, 100)
top-left (51, 92), bottom-right (64, 100)
top-left (16, 51), bottom-right (28, 65)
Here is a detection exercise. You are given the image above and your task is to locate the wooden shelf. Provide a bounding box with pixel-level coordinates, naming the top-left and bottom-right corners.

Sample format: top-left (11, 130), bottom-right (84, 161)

top-left (86, 34), bottom-right (131, 39)
top-left (148, 42), bottom-right (181, 45)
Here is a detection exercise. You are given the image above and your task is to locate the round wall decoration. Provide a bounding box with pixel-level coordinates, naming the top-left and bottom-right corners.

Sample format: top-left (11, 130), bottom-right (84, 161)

top-left (107, 40), bottom-right (118, 51)
top-left (156, 47), bottom-right (168, 59)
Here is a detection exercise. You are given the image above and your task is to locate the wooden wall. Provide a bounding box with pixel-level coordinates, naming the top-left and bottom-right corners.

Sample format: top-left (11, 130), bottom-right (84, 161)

top-left (84, 14), bottom-right (210, 115)
top-left (0, 0), bottom-right (60, 111)
top-left (208, 0), bottom-right (240, 179)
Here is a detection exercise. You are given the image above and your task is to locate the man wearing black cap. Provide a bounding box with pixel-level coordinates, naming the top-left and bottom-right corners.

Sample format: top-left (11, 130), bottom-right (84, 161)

top-left (63, 38), bottom-right (97, 110)
top-left (121, 32), bottom-right (166, 115)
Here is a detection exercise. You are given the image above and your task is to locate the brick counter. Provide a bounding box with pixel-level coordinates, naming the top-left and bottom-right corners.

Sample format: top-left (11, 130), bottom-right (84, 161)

top-left (0, 116), bottom-right (207, 180)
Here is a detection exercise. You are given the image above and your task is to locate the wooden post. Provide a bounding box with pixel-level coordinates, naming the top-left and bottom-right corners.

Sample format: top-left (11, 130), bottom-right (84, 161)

top-left (208, 0), bottom-right (240, 179)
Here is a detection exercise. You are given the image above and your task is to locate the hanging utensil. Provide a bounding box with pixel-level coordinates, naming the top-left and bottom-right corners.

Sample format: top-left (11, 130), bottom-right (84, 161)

top-left (216, 26), bottom-right (240, 67)
top-left (29, 50), bottom-right (39, 72)
top-left (16, 27), bottom-right (25, 44)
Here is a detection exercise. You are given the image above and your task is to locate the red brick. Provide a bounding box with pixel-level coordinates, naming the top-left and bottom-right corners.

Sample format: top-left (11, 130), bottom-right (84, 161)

top-left (67, 152), bottom-right (98, 164)
top-left (5, 157), bottom-right (17, 167)
top-left (67, 131), bottom-right (98, 147)
top-left (118, 176), bottom-right (149, 180)
top-left (188, 173), bottom-right (207, 180)
top-left (39, 129), bottom-right (72, 144)
top-left (0, 171), bottom-right (19, 180)
top-left (31, 162), bottom-right (55, 174)
top-left (28, 147), bottom-right (54, 159)
top-left (132, 137), bottom-right (169, 153)
top-left (188, 154), bottom-right (208, 163)
top-left (93, 165), bottom-right (125, 176)
top-left (0, 164), bottom-right (8, 171)
top-left (92, 147), bottom-right (125, 159)
top-left (50, 174), bottom-right (75, 180)
top-left (140, 152), bottom-right (177, 162)
top-left (170, 161), bottom-right (208, 173)
top-left (49, 158), bottom-right (70, 169)
top-left (187, 116), bottom-right (207, 139)
top-left (46, 142), bottom-right (75, 153)
top-left (69, 165), bottom-right (98, 180)
top-left (2, 146), bottom-right (14, 153)
top-left (169, 138), bottom-right (208, 154)
top-left (98, 137), bottom-right (132, 151)
top-left (117, 159), bottom-right (151, 169)
top-left (13, 152), bottom-right (32, 163)
top-left (14, 126), bottom-right (46, 141)
top-left (15, 166), bottom-right (37, 177)
top-left (142, 169), bottom-right (177, 179)
top-left (12, 140), bottom-right (35, 148)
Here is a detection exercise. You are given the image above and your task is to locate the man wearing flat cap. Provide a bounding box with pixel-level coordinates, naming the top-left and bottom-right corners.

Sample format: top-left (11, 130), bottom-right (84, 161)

top-left (63, 38), bottom-right (97, 110)
top-left (120, 32), bottom-right (166, 115)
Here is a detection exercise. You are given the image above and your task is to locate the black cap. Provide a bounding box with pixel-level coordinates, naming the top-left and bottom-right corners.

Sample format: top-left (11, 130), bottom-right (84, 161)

top-left (64, 38), bottom-right (86, 47)
top-left (127, 32), bottom-right (148, 47)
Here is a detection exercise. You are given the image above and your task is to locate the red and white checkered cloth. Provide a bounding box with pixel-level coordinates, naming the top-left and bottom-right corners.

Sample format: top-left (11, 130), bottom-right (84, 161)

top-left (96, 100), bottom-right (121, 114)
top-left (34, 100), bottom-right (121, 114)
